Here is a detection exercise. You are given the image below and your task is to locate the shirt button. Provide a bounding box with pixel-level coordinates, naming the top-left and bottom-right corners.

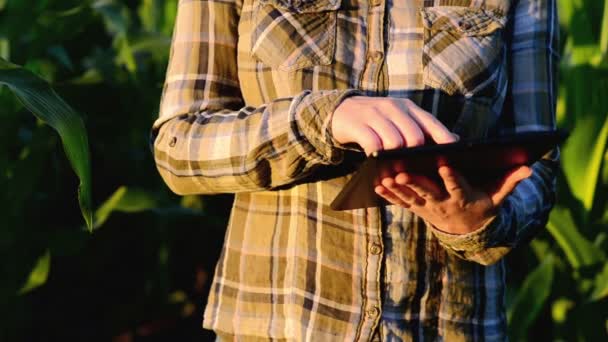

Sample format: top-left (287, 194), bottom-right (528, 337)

top-left (369, 51), bottom-right (383, 62)
top-left (369, 243), bottom-right (382, 255)
top-left (458, 21), bottom-right (472, 30)
top-left (366, 306), bottom-right (380, 318)
top-left (169, 137), bottom-right (177, 147)
top-left (370, 0), bottom-right (382, 7)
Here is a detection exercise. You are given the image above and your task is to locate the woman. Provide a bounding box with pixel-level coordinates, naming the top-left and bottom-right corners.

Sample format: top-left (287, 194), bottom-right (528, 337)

top-left (151, 0), bottom-right (559, 340)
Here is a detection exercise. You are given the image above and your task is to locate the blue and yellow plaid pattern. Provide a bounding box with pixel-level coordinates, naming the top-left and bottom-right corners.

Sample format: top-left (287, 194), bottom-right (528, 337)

top-left (151, 0), bottom-right (559, 340)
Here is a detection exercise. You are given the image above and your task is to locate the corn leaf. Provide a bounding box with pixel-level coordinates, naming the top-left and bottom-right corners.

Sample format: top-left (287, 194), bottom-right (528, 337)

top-left (508, 255), bottom-right (554, 341)
top-left (161, 0), bottom-right (178, 36)
top-left (18, 250), bottom-right (51, 295)
top-left (601, 0), bottom-right (608, 56)
top-left (0, 58), bottom-right (92, 230)
top-left (94, 186), bottom-right (158, 229)
top-left (561, 87), bottom-right (608, 214)
top-left (547, 207), bottom-right (606, 268)
top-left (552, 298), bottom-right (575, 324)
top-left (138, 0), bottom-right (162, 33)
top-left (0, 38), bottom-right (8, 60)
top-left (590, 262), bottom-right (608, 301)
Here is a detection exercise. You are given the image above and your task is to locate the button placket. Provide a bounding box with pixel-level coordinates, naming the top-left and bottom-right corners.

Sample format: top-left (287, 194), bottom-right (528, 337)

top-left (360, 0), bottom-right (386, 93)
top-left (358, 0), bottom-right (387, 339)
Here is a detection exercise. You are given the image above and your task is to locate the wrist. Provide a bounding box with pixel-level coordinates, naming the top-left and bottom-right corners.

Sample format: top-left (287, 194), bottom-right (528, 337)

top-left (435, 208), bottom-right (499, 235)
top-left (449, 215), bottom-right (497, 235)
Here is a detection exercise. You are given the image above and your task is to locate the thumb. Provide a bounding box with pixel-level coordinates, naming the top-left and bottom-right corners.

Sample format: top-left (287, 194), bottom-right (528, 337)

top-left (490, 166), bottom-right (533, 206)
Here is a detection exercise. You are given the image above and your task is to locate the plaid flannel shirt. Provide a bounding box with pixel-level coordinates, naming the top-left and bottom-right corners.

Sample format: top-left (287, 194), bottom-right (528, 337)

top-left (151, 0), bottom-right (559, 340)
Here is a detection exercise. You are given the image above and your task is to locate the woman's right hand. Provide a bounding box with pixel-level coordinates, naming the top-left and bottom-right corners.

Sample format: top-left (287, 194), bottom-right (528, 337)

top-left (331, 96), bottom-right (459, 156)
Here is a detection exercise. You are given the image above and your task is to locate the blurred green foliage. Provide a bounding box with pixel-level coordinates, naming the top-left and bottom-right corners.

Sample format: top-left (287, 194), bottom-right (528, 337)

top-left (0, 0), bottom-right (606, 340)
top-left (0, 0), bottom-right (229, 340)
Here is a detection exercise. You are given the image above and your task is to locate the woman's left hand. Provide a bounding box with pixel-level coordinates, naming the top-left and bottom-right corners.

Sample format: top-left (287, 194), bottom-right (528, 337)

top-left (374, 164), bottom-right (533, 235)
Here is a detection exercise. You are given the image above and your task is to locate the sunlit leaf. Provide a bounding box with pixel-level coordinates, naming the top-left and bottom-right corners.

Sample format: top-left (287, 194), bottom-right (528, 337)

top-left (547, 207), bottom-right (606, 268)
top-left (114, 35), bottom-right (137, 72)
top-left (24, 59), bottom-right (57, 83)
top-left (600, 0), bottom-right (608, 56)
top-left (138, 0), bottom-right (178, 35)
top-left (0, 38), bottom-right (8, 60)
top-left (589, 262), bottom-right (608, 301)
top-left (552, 297), bottom-right (575, 324)
top-left (564, 44), bottom-right (602, 67)
top-left (180, 195), bottom-right (204, 212)
top-left (162, 0), bottom-right (179, 36)
top-left (603, 150), bottom-right (608, 184)
top-left (556, 84), bottom-right (567, 126)
top-left (138, 0), bottom-right (162, 33)
top-left (18, 250), bottom-right (51, 295)
top-left (129, 33), bottom-right (171, 60)
top-left (0, 58), bottom-right (92, 230)
top-left (508, 255), bottom-right (554, 341)
top-left (564, 0), bottom-right (596, 46)
top-left (557, 0), bottom-right (576, 28)
top-left (94, 186), bottom-right (159, 229)
top-left (561, 107), bottom-right (608, 214)
top-left (68, 68), bottom-right (103, 85)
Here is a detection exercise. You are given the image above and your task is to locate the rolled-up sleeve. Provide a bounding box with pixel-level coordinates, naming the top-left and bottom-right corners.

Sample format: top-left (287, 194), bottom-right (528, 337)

top-left (151, 0), bottom-right (361, 195)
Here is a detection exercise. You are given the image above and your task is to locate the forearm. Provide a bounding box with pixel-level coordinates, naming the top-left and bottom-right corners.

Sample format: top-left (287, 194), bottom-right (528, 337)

top-left (152, 88), bottom-right (361, 195)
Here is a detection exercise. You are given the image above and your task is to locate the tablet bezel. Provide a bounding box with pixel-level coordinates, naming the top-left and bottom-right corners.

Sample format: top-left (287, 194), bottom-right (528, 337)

top-left (329, 129), bottom-right (569, 211)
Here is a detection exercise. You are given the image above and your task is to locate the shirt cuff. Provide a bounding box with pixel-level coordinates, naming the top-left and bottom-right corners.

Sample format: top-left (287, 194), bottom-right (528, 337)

top-left (426, 207), bottom-right (511, 255)
top-left (294, 88), bottom-right (364, 165)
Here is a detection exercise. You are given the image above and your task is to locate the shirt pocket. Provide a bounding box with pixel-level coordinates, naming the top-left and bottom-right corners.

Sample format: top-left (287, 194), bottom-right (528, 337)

top-left (250, 0), bottom-right (341, 71)
top-left (420, 6), bottom-right (508, 97)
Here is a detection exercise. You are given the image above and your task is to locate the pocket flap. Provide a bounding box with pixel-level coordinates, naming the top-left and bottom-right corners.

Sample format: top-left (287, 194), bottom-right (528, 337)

top-left (259, 0), bottom-right (341, 13)
top-left (421, 7), bottom-right (507, 36)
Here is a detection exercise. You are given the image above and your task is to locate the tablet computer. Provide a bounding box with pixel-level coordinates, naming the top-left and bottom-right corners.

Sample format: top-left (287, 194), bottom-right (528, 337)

top-left (329, 129), bottom-right (569, 211)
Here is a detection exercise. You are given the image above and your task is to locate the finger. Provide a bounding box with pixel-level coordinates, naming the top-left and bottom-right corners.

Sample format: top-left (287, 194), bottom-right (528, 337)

top-left (367, 114), bottom-right (406, 150)
top-left (382, 103), bottom-right (426, 147)
top-left (374, 161), bottom-right (396, 187)
top-left (352, 124), bottom-right (383, 156)
top-left (382, 177), bottom-right (425, 206)
top-left (404, 100), bottom-right (459, 144)
top-left (375, 185), bottom-right (410, 208)
top-left (438, 165), bottom-right (472, 201)
top-left (490, 166), bottom-right (533, 206)
top-left (394, 172), bottom-right (444, 202)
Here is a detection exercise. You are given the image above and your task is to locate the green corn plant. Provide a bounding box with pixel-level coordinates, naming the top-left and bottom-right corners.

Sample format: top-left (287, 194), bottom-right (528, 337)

top-left (507, 1), bottom-right (608, 340)
top-left (0, 58), bottom-right (93, 299)
top-left (0, 58), bottom-right (93, 231)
